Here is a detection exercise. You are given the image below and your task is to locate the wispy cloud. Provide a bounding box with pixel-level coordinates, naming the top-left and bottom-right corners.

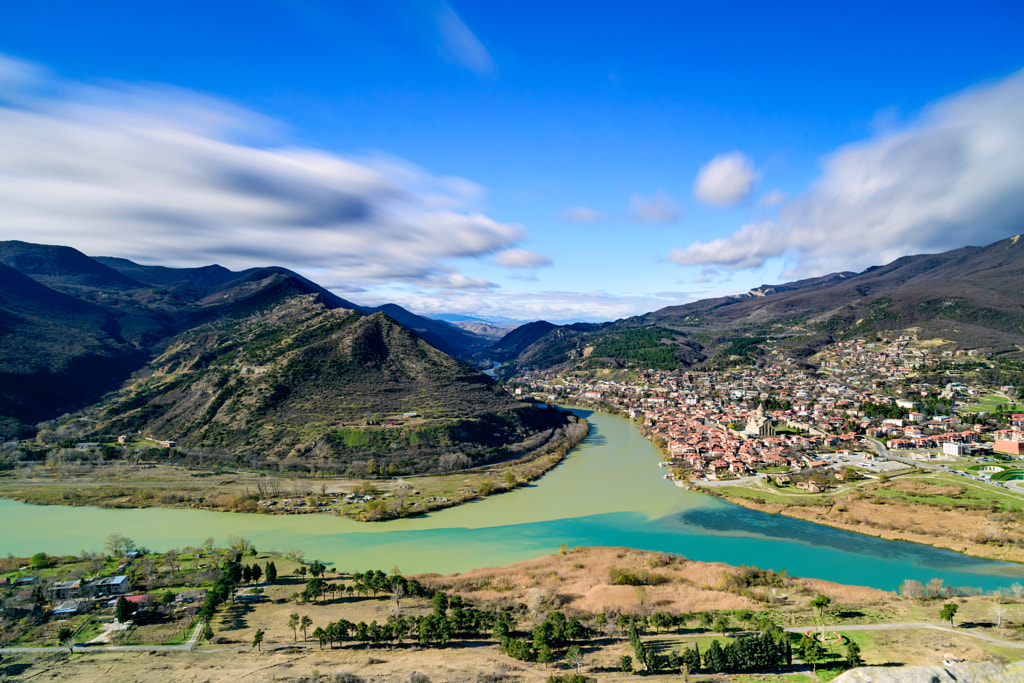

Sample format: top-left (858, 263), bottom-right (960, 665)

top-left (494, 248), bottom-right (552, 269)
top-left (690, 267), bottom-right (721, 284)
top-left (629, 191), bottom-right (677, 223)
top-left (672, 69), bottom-right (1024, 276)
top-left (363, 288), bottom-right (690, 323)
top-left (692, 151), bottom-right (758, 206)
top-left (0, 55), bottom-right (524, 292)
top-left (560, 206), bottom-right (602, 223)
top-left (435, 2), bottom-right (494, 76)
top-left (757, 190), bottom-right (785, 207)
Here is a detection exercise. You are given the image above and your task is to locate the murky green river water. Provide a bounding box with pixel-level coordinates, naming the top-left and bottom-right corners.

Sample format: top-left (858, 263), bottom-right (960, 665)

top-left (2, 409), bottom-right (1021, 590)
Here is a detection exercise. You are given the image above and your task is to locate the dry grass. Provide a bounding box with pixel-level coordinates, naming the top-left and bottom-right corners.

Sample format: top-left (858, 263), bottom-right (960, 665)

top-left (848, 627), bottom-right (1023, 668)
top-left (888, 481), bottom-right (964, 497)
top-left (420, 546), bottom-right (887, 616)
top-left (0, 646), bottom-right (544, 683)
top-left (727, 493), bottom-right (1024, 563)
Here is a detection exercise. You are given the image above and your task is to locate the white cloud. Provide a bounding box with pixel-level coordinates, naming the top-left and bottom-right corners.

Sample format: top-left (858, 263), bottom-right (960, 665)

top-left (0, 55), bottom-right (524, 292)
top-left (693, 152), bottom-right (758, 206)
top-left (629, 191), bottom-right (677, 223)
top-left (494, 248), bottom-right (552, 269)
top-left (560, 206), bottom-right (602, 223)
top-left (672, 69), bottom-right (1024, 276)
top-left (670, 222), bottom-right (787, 270)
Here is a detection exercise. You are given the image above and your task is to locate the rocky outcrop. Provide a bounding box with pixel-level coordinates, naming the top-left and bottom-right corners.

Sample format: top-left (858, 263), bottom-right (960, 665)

top-left (834, 660), bottom-right (1024, 683)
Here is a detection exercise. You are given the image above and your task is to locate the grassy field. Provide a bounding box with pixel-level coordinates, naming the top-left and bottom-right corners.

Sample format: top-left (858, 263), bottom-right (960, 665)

top-left (959, 394), bottom-right (1024, 414)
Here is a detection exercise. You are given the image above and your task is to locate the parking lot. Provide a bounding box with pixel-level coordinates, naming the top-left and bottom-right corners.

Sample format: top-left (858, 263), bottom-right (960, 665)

top-left (819, 451), bottom-right (909, 473)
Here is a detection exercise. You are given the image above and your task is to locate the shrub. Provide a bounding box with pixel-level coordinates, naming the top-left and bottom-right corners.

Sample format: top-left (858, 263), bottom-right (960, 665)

top-left (609, 568), bottom-right (669, 586)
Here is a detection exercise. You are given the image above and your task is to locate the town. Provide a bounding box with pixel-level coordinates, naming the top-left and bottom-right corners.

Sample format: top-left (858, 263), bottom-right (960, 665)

top-left (508, 335), bottom-right (1024, 495)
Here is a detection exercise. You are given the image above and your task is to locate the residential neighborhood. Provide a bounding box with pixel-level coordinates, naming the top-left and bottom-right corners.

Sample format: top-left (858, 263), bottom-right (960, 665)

top-left (507, 336), bottom-right (1024, 493)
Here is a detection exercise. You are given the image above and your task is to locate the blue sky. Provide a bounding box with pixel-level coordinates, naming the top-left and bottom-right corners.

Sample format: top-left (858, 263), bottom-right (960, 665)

top-left (1, 1), bottom-right (1023, 322)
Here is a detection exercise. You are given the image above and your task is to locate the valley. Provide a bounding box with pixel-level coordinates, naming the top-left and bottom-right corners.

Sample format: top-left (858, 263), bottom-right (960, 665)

top-left (5, 237), bottom-right (1024, 681)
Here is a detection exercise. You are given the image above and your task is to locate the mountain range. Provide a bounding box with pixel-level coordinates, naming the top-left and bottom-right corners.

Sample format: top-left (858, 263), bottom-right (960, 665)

top-left (0, 242), bottom-right (561, 465)
top-left (492, 234), bottom-right (1024, 373)
top-left (2, 234), bottom-right (1023, 445)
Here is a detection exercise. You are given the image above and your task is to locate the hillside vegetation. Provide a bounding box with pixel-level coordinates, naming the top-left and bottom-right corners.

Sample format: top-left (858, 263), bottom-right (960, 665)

top-left (500, 234), bottom-right (1024, 374)
top-left (82, 293), bottom-right (567, 475)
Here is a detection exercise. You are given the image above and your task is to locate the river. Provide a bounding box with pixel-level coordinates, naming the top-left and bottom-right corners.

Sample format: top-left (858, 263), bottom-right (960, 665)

top-left (2, 409), bottom-right (1022, 591)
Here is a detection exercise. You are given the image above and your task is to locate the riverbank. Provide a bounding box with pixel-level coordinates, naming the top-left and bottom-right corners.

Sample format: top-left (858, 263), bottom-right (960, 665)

top-left (702, 472), bottom-right (1024, 565)
top-left (2, 409), bottom-right (1020, 590)
top-left (0, 418), bottom-right (589, 522)
top-left (613, 400), bottom-right (1024, 566)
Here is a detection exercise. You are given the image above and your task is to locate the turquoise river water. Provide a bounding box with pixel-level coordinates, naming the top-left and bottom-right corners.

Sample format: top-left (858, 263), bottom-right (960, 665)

top-left (1, 409), bottom-right (1022, 591)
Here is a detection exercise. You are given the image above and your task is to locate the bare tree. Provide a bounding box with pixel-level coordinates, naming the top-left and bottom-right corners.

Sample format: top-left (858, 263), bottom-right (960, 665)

top-left (227, 535), bottom-right (253, 552)
top-left (991, 603), bottom-right (1007, 628)
top-left (391, 583), bottom-right (406, 616)
top-left (104, 533), bottom-right (136, 557)
top-left (438, 453), bottom-right (472, 472)
top-left (900, 579), bottom-right (925, 599)
top-left (566, 644), bottom-right (584, 673)
top-left (163, 549), bottom-right (181, 574)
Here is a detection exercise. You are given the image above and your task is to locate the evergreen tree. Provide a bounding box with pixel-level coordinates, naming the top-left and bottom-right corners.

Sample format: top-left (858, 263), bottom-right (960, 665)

top-left (704, 639), bottom-right (727, 673)
top-left (301, 615), bottom-right (313, 641)
top-left (801, 635), bottom-right (825, 673)
top-left (846, 639), bottom-right (864, 668)
top-left (493, 611), bottom-right (516, 640)
top-left (680, 644), bottom-right (701, 672)
top-left (431, 592), bottom-right (449, 616)
top-left (115, 596), bottom-right (136, 623)
top-left (811, 594), bottom-right (832, 621)
top-left (57, 626), bottom-right (73, 653)
top-left (628, 619), bottom-right (650, 670)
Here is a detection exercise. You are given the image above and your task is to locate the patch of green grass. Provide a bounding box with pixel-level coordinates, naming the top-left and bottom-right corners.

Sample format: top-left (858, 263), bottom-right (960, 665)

top-left (959, 395), bottom-right (1024, 414)
top-left (715, 483), bottom-right (833, 506)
